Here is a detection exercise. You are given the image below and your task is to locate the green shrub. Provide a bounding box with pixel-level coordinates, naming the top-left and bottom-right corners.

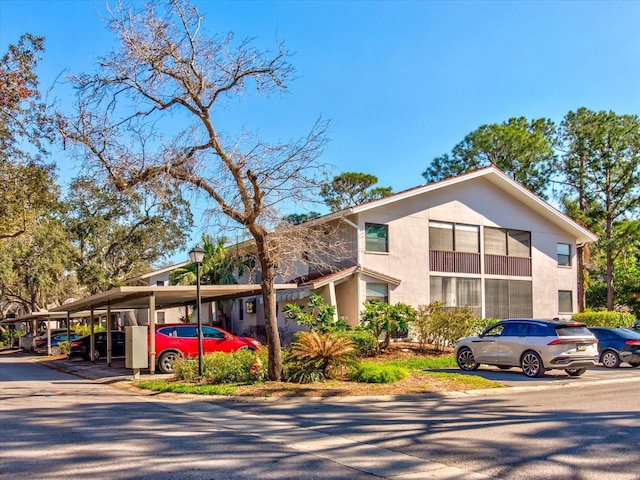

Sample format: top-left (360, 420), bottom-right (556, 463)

top-left (173, 349), bottom-right (267, 384)
top-left (351, 363), bottom-right (408, 383)
top-left (360, 300), bottom-right (416, 352)
top-left (336, 329), bottom-right (378, 357)
top-left (74, 325), bottom-right (104, 336)
top-left (413, 303), bottom-right (477, 351)
top-left (284, 332), bottom-right (357, 383)
top-left (283, 295), bottom-right (351, 333)
top-left (572, 311), bottom-right (636, 327)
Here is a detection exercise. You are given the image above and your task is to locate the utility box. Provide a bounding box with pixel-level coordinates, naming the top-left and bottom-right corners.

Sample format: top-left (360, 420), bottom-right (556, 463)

top-left (125, 326), bottom-right (149, 369)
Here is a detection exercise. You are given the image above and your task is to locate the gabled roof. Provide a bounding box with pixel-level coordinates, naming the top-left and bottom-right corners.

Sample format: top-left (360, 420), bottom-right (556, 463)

top-left (299, 265), bottom-right (401, 289)
top-left (319, 166), bottom-right (597, 244)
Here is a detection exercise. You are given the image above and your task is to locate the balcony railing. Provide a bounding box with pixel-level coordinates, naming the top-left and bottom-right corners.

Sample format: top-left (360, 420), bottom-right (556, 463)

top-left (429, 251), bottom-right (481, 274)
top-left (484, 254), bottom-right (531, 277)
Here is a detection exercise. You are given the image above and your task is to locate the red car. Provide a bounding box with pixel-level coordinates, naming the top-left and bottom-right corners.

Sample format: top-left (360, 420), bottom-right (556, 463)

top-left (154, 324), bottom-right (261, 374)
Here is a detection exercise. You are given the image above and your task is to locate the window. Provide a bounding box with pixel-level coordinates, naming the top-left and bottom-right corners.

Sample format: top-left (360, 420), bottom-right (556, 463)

top-left (430, 276), bottom-right (481, 315)
top-left (484, 228), bottom-right (531, 257)
top-left (485, 279), bottom-right (533, 319)
top-left (558, 290), bottom-right (573, 313)
top-left (365, 223), bottom-right (388, 252)
top-left (429, 221), bottom-right (479, 253)
top-left (245, 299), bottom-right (256, 314)
top-left (429, 221), bottom-right (453, 251)
top-left (366, 283), bottom-right (388, 303)
top-left (557, 243), bottom-right (571, 266)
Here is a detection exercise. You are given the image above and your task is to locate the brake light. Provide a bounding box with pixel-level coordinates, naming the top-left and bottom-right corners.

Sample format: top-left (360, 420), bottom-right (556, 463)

top-left (35, 340), bottom-right (45, 347)
top-left (70, 340), bottom-right (82, 347)
top-left (625, 340), bottom-right (640, 346)
top-left (548, 338), bottom-right (594, 345)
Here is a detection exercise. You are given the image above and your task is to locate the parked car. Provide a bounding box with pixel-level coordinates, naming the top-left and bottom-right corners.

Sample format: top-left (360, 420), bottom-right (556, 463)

top-left (155, 324), bottom-right (261, 374)
top-left (588, 327), bottom-right (640, 368)
top-left (34, 332), bottom-right (81, 355)
top-left (22, 329), bottom-right (68, 351)
top-left (455, 318), bottom-right (599, 378)
top-left (69, 331), bottom-right (126, 361)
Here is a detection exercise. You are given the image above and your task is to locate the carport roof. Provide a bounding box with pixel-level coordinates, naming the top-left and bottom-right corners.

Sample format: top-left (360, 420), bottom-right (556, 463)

top-left (49, 284), bottom-right (297, 313)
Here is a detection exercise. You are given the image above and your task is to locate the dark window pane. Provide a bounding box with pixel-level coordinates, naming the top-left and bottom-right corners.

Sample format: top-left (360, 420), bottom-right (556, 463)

top-left (365, 223), bottom-right (388, 252)
top-left (557, 243), bottom-right (571, 266)
top-left (508, 230), bottom-right (531, 257)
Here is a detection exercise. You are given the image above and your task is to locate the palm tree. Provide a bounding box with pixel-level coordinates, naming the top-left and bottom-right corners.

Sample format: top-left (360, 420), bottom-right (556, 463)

top-left (170, 235), bottom-right (251, 328)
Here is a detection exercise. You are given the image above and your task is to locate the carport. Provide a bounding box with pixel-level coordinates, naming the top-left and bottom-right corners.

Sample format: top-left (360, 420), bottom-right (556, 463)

top-left (50, 284), bottom-right (296, 374)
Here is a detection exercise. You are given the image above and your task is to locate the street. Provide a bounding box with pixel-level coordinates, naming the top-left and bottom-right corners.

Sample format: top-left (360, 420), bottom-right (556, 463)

top-left (1, 352), bottom-right (639, 480)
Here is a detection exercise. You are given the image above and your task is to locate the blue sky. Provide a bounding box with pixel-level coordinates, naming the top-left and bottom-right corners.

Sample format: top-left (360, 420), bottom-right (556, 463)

top-left (2, 0), bottom-right (639, 261)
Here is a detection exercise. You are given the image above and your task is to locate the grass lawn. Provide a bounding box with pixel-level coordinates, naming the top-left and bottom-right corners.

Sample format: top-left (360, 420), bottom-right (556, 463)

top-left (135, 343), bottom-right (503, 398)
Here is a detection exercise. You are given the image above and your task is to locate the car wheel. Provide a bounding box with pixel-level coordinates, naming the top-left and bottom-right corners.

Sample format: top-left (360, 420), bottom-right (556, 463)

top-left (600, 350), bottom-right (620, 368)
top-left (157, 351), bottom-right (180, 374)
top-left (91, 349), bottom-right (101, 361)
top-left (456, 347), bottom-right (479, 371)
top-left (565, 367), bottom-right (586, 377)
top-left (520, 351), bottom-right (544, 378)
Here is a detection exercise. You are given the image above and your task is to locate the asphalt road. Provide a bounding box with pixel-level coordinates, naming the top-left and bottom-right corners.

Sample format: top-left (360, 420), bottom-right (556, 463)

top-left (1, 351), bottom-right (639, 480)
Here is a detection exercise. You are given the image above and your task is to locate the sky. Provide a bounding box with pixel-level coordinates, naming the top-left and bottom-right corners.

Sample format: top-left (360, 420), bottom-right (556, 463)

top-left (2, 0), bottom-right (639, 263)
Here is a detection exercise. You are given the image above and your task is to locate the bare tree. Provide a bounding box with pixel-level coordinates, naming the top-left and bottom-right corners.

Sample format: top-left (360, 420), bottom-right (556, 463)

top-left (56, 0), bottom-right (335, 380)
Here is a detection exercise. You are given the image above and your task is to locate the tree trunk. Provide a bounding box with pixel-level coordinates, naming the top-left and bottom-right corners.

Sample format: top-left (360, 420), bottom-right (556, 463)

top-left (576, 245), bottom-right (586, 312)
top-left (261, 272), bottom-right (282, 381)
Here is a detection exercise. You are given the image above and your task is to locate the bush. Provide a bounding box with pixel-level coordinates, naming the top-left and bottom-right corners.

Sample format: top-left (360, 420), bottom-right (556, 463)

top-left (283, 294), bottom-right (351, 334)
top-left (572, 311), bottom-right (636, 327)
top-left (351, 363), bottom-right (408, 383)
top-left (74, 325), bottom-right (104, 336)
top-left (284, 332), bottom-right (357, 383)
top-left (336, 329), bottom-right (378, 357)
top-left (413, 303), bottom-right (477, 351)
top-left (173, 349), bottom-right (267, 384)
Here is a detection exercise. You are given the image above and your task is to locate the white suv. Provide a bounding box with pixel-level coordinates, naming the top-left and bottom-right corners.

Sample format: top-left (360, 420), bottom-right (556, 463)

top-left (455, 319), bottom-right (598, 378)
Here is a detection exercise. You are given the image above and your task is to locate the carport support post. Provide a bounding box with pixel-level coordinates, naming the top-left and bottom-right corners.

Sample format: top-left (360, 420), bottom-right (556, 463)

top-left (66, 312), bottom-right (71, 358)
top-left (149, 292), bottom-right (156, 375)
top-left (106, 302), bottom-right (112, 367)
top-left (47, 317), bottom-right (52, 356)
top-left (90, 307), bottom-right (95, 363)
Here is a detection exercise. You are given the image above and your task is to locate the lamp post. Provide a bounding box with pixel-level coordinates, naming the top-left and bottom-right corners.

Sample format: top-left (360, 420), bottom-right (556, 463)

top-left (189, 245), bottom-right (206, 377)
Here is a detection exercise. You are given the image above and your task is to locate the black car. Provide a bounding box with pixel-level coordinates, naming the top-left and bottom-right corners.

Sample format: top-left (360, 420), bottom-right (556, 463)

top-left (588, 327), bottom-right (640, 368)
top-left (69, 331), bottom-right (126, 361)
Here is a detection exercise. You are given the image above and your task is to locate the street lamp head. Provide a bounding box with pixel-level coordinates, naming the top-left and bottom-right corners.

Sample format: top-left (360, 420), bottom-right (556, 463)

top-left (189, 245), bottom-right (206, 264)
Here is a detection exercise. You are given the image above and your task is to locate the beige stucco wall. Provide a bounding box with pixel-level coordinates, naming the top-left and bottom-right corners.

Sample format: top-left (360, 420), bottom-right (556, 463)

top-left (354, 176), bottom-right (580, 319)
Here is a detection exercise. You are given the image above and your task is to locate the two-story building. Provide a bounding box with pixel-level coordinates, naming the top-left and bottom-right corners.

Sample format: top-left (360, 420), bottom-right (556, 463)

top-left (226, 166), bottom-right (596, 339)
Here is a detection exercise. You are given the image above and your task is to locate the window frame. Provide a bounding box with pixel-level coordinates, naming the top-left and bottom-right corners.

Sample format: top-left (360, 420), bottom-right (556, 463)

top-left (557, 243), bottom-right (571, 267)
top-left (558, 290), bottom-right (573, 314)
top-left (365, 223), bottom-right (389, 253)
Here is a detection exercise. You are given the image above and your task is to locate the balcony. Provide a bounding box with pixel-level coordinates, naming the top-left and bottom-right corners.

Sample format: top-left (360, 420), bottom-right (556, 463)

top-left (484, 254), bottom-right (531, 277)
top-left (429, 251), bottom-right (481, 274)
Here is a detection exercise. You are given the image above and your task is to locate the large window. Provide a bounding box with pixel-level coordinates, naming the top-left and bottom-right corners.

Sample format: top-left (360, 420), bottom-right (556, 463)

top-left (485, 279), bottom-right (533, 319)
top-left (429, 222), bottom-right (480, 273)
top-left (366, 283), bottom-right (388, 303)
top-left (484, 228), bottom-right (531, 257)
top-left (429, 221), bottom-right (479, 253)
top-left (430, 276), bottom-right (481, 316)
top-left (557, 243), bottom-right (571, 266)
top-left (558, 290), bottom-right (573, 313)
top-left (365, 223), bottom-right (388, 252)
top-left (484, 227), bottom-right (532, 276)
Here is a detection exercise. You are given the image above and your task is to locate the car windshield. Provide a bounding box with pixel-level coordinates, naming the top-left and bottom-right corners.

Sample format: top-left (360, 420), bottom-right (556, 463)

top-left (556, 325), bottom-right (592, 336)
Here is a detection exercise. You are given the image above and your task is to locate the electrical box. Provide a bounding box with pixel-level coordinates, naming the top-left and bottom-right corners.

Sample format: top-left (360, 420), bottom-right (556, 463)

top-left (125, 326), bottom-right (149, 369)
